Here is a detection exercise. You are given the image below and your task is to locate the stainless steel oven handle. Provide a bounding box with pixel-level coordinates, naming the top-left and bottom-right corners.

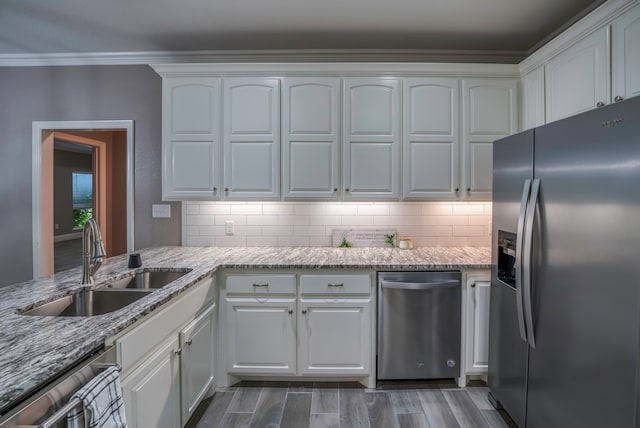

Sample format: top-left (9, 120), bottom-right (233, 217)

top-left (523, 178), bottom-right (540, 349)
top-left (380, 280), bottom-right (459, 290)
top-left (515, 179), bottom-right (531, 344)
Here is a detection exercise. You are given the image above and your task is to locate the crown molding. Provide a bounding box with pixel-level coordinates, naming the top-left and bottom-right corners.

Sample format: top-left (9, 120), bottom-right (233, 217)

top-left (519, 0), bottom-right (638, 74)
top-left (149, 62), bottom-right (520, 78)
top-left (0, 48), bottom-right (526, 67)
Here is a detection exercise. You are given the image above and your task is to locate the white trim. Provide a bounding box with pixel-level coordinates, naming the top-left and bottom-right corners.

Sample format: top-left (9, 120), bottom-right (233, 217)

top-left (0, 49), bottom-right (526, 67)
top-left (54, 232), bottom-right (83, 243)
top-left (32, 120), bottom-right (135, 279)
top-left (150, 62), bottom-right (520, 78)
top-left (519, 0), bottom-right (639, 74)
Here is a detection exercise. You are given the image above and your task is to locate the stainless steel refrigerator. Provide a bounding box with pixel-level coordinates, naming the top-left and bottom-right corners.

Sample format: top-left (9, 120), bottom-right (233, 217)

top-left (488, 96), bottom-right (640, 428)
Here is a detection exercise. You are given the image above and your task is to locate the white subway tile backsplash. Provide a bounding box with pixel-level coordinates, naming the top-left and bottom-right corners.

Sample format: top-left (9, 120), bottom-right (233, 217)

top-left (262, 225), bottom-right (295, 236)
top-left (246, 215), bottom-right (279, 226)
top-left (246, 236), bottom-right (279, 246)
top-left (183, 201), bottom-right (491, 248)
top-left (341, 215), bottom-right (374, 226)
top-left (453, 204), bottom-right (485, 215)
top-left (357, 204), bottom-right (390, 216)
top-left (231, 204), bottom-right (263, 215)
top-left (278, 236), bottom-right (310, 246)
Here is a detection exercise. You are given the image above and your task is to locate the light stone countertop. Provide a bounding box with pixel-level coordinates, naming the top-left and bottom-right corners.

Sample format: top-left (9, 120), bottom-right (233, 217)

top-left (0, 245), bottom-right (490, 415)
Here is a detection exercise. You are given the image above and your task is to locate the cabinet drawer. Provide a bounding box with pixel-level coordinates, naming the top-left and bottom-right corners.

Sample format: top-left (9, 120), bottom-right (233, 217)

top-left (226, 274), bottom-right (295, 295)
top-left (116, 276), bottom-right (215, 373)
top-left (300, 275), bottom-right (371, 296)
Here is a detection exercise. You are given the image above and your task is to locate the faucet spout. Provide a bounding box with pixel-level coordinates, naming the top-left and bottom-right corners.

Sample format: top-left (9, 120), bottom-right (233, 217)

top-left (82, 218), bottom-right (106, 284)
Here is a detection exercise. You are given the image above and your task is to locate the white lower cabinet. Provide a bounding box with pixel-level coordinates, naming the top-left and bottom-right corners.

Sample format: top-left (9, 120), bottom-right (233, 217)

top-left (121, 336), bottom-right (181, 428)
top-left (221, 272), bottom-right (374, 387)
top-left (114, 276), bottom-right (216, 427)
top-left (298, 300), bottom-right (370, 375)
top-left (225, 298), bottom-right (297, 374)
top-left (463, 271), bottom-right (491, 382)
top-left (180, 304), bottom-right (216, 426)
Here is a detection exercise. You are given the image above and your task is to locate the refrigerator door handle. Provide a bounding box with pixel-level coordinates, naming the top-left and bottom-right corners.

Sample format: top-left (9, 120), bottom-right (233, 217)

top-left (515, 179), bottom-right (531, 344)
top-left (523, 178), bottom-right (540, 349)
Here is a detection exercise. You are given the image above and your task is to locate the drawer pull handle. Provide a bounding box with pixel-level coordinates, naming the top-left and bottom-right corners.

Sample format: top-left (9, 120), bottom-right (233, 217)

top-left (288, 309), bottom-right (293, 314)
top-left (328, 283), bottom-right (344, 287)
top-left (302, 309), bottom-right (307, 314)
top-left (185, 338), bottom-right (193, 346)
top-left (253, 283), bottom-right (269, 287)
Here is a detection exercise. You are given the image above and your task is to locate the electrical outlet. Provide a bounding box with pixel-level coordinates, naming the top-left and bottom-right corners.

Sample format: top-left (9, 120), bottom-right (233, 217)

top-left (152, 204), bottom-right (171, 218)
top-left (225, 220), bottom-right (234, 235)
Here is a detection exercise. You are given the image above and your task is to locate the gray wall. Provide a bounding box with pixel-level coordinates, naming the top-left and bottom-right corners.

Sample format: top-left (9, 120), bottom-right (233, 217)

top-left (0, 65), bottom-right (181, 287)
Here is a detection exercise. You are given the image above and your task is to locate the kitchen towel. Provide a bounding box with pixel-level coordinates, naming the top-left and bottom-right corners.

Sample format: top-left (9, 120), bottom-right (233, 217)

top-left (66, 366), bottom-right (127, 428)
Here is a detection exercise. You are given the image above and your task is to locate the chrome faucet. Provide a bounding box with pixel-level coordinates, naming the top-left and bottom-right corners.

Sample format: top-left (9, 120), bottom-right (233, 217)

top-left (81, 218), bottom-right (106, 284)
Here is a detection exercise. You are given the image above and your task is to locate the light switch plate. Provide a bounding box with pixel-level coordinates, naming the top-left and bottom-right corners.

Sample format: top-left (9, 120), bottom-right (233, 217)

top-left (152, 204), bottom-right (171, 218)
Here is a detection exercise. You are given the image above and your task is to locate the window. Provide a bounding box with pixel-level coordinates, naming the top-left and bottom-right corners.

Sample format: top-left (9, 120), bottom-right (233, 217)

top-left (72, 172), bottom-right (93, 228)
top-left (72, 172), bottom-right (92, 209)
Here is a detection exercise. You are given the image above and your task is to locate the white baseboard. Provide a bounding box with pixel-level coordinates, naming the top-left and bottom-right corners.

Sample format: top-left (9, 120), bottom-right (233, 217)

top-left (54, 232), bottom-right (82, 243)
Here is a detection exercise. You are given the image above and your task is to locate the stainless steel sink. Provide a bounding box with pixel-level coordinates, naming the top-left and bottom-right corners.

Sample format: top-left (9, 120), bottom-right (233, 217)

top-left (19, 289), bottom-right (153, 317)
top-left (107, 269), bottom-right (191, 290)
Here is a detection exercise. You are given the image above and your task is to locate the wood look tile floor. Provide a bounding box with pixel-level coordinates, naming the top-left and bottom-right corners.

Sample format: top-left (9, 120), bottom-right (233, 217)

top-left (188, 382), bottom-right (517, 428)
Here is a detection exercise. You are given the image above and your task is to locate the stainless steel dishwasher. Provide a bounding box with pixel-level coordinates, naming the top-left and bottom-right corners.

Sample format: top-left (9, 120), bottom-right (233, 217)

top-left (377, 271), bottom-right (461, 381)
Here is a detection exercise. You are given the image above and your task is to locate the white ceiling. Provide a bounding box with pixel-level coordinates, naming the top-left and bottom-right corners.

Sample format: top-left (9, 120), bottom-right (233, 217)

top-left (0, 0), bottom-right (603, 60)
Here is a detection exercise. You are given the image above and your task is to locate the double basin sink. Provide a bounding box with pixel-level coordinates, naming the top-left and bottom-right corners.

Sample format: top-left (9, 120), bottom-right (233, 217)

top-left (19, 269), bottom-right (191, 317)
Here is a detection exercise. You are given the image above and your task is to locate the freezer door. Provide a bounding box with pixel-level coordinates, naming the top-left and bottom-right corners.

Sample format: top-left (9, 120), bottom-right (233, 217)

top-left (488, 130), bottom-right (533, 427)
top-left (526, 97), bottom-right (640, 428)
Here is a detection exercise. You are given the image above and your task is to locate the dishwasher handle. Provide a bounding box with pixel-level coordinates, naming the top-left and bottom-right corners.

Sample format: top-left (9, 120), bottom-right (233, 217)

top-left (380, 279), bottom-right (459, 290)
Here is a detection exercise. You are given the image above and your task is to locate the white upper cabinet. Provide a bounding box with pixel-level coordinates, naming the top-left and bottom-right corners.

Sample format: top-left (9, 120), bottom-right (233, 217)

top-left (402, 78), bottom-right (460, 199)
top-left (462, 78), bottom-right (518, 200)
top-left (545, 27), bottom-right (610, 122)
top-left (612, 4), bottom-right (640, 102)
top-left (520, 66), bottom-right (546, 131)
top-left (343, 78), bottom-right (401, 200)
top-left (223, 78), bottom-right (280, 199)
top-left (282, 78), bottom-right (341, 199)
top-left (162, 78), bottom-right (221, 200)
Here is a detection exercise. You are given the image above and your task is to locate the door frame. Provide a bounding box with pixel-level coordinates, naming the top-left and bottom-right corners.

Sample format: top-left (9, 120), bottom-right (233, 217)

top-left (32, 120), bottom-right (135, 279)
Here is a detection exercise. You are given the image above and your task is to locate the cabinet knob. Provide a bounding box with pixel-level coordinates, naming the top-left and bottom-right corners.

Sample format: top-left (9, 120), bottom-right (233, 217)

top-left (185, 338), bottom-right (193, 346)
top-left (301, 309), bottom-right (307, 314)
top-left (596, 101), bottom-right (606, 108)
top-left (288, 309), bottom-right (293, 314)
top-left (345, 188), bottom-right (350, 192)
top-left (174, 348), bottom-right (182, 356)
top-left (224, 188), bottom-right (229, 192)
top-left (455, 188), bottom-right (459, 193)
top-left (213, 187), bottom-right (217, 192)
top-left (467, 188), bottom-right (471, 192)
top-left (614, 96), bottom-right (625, 102)
top-left (333, 188), bottom-right (338, 192)
top-left (471, 282), bottom-right (476, 288)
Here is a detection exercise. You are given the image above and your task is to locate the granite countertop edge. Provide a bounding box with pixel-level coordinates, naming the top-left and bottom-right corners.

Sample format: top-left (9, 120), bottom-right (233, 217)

top-left (0, 245), bottom-right (490, 413)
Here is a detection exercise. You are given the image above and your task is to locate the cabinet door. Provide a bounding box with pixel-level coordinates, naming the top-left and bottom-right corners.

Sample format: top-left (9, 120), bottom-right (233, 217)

top-left (612, 4), bottom-right (640, 102)
top-left (180, 304), bottom-right (215, 426)
top-left (465, 277), bottom-right (491, 374)
top-left (223, 78), bottom-right (280, 199)
top-left (121, 336), bottom-right (181, 428)
top-left (298, 300), bottom-right (371, 375)
top-left (462, 78), bottom-right (517, 200)
top-left (225, 298), bottom-right (296, 374)
top-left (545, 27), bottom-right (610, 122)
top-left (521, 66), bottom-right (546, 130)
top-left (162, 77), bottom-right (221, 200)
top-left (403, 78), bottom-right (459, 199)
top-left (282, 78), bottom-right (341, 199)
top-left (343, 78), bottom-right (401, 200)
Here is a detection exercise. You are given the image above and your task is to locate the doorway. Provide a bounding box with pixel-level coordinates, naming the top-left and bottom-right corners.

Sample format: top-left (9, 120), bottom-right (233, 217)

top-left (32, 120), bottom-right (134, 279)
